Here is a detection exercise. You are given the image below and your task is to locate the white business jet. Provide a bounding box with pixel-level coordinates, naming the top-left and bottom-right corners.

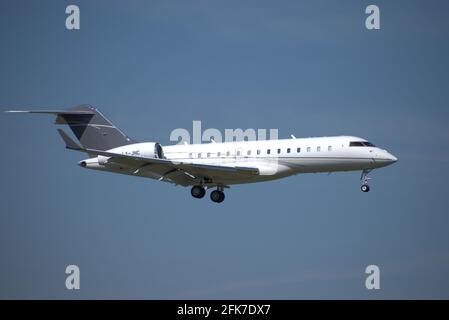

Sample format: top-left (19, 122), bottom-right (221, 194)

top-left (6, 105), bottom-right (397, 203)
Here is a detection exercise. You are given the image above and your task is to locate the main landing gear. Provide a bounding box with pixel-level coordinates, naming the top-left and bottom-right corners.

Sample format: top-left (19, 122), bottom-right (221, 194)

top-left (190, 185), bottom-right (225, 203)
top-left (210, 188), bottom-right (225, 203)
top-left (191, 185), bottom-right (206, 199)
top-left (360, 169), bottom-right (371, 193)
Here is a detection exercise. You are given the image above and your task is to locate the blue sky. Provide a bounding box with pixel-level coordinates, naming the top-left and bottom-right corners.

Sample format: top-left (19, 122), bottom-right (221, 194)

top-left (1, 0), bottom-right (449, 298)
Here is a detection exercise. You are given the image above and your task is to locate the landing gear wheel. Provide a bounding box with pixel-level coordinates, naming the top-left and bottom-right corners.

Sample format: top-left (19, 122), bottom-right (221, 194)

top-left (191, 185), bottom-right (206, 199)
top-left (361, 184), bottom-right (370, 193)
top-left (210, 190), bottom-right (225, 203)
top-left (360, 169), bottom-right (372, 193)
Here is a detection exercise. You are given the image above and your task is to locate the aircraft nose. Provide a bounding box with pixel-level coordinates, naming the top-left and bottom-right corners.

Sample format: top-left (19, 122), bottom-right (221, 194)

top-left (387, 152), bottom-right (398, 164)
top-left (375, 150), bottom-right (398, 167)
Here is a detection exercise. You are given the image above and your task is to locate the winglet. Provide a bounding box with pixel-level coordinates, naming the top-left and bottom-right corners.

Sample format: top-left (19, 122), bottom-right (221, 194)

top-left (57, 128), bottom-right (83, 150)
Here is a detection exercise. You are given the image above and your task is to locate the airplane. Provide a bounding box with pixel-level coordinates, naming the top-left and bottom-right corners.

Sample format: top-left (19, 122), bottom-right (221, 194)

top-left (5, 105), bottom-right (398, 203)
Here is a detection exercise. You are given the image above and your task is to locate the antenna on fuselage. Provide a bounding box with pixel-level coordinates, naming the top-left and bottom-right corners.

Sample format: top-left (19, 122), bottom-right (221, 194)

top-left (290, 134), bottom-right (296, 139)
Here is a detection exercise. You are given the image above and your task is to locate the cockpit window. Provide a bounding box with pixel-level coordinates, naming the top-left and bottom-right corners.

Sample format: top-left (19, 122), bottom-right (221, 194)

top-left (350, 141), bottom-right (376, 147)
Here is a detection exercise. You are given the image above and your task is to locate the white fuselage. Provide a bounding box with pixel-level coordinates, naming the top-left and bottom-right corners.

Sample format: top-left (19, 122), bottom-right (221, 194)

top-left (81, 136), bottom-right (397, 187)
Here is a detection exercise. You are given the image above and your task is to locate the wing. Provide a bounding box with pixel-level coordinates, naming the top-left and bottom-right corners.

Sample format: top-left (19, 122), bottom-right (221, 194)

top-left (74, 149), bottom-right (257, 187)
top-left (99, 150), bottom-right (259, 186)
top-left (109, 152), bottom-right (258, 184)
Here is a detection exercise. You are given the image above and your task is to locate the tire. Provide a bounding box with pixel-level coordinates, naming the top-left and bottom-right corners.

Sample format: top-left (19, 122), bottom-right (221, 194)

top-left (191, 185), bottom-right (206, 198)
top-left (361, 184), bottom-right (370, 192)
top-left (210, 190), bottom-right (225, 203)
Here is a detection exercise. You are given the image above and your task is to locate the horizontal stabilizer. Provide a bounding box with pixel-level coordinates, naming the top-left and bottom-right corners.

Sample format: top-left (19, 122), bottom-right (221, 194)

top-left (5, 110), bottom-right (95, 115)
top-left (57, 129), bottom-right (83, 151)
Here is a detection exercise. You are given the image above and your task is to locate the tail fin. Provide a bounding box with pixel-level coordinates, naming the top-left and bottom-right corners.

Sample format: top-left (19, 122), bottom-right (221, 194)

top-left (6, 104), bottom-right (136, 150)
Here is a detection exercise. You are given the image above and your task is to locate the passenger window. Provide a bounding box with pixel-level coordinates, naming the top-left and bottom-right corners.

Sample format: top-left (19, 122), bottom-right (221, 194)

top-left (307, 147), bottom-right (311, 152)
top-left (247, 150), bottom-right (251, 156)
top-left (189, 153), bottom-right (192, 158)
top-left (328, 146), bottom-right (332, 151)
top-left (217, 152), bottom-right (221, 157)
top-left (237, 151), bottom-right (241, 156)
top-left (267, 149), bottom-right (271, 155)
top-left (317, 146), bottom-right (321, 152)
top-left (287, 148), bottom-right (291, 153)
top-left (297, 147), bottom-right (301, 153)
top-left (198, 153), bottom-right (202, 158)
top-left (257, 150), bottom-right (260, 155)
top-left (226, 151), bottom-right (230, 156)
top-left (277, 148), bottom-right (281, 154)
top-left (207, 153), bottom-right (211, 158)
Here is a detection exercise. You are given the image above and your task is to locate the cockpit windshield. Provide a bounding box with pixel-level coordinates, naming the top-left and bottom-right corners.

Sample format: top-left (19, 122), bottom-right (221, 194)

top-left (349, 141), bottom-right (376, 147)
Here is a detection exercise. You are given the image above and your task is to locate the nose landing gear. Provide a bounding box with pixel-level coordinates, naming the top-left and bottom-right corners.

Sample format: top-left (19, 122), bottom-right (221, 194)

top-left (360, 169), bottom-right (372, 193)
top-left (361, 184), bottom-right (370, 192)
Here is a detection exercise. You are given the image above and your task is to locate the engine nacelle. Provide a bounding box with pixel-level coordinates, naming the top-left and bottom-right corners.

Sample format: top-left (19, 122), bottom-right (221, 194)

top-left (107, 142), bottom-right (164, 159)
top-left (97, 155), bottom-right (110, 165)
